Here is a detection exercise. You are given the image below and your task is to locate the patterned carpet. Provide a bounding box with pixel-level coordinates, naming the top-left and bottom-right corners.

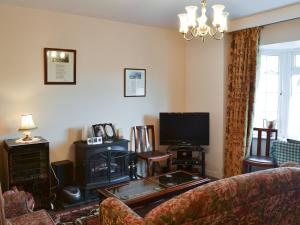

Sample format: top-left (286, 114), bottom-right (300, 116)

top-left (50, 202), bottom-right (99, 225)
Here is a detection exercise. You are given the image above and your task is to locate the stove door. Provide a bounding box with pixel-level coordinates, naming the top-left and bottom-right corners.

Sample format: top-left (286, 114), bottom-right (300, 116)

top-left (110, 150), bottom-right (129, 181)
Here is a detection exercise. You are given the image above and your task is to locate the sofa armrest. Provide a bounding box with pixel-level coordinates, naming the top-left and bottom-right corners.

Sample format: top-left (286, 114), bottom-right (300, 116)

top-left (99, 197), bottom-right (144, 225)
top-left (3, 191), bottom-right (30, 219)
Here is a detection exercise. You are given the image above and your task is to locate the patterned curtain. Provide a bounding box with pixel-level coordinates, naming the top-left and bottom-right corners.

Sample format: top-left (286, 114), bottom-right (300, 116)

top-left (224, 27), bottom-right (261, 177)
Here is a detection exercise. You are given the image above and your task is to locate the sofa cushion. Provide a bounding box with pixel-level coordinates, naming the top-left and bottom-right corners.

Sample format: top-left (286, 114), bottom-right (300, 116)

top-left (7, 210), bottom-right (55, 225)
top-left (145, 167), bottom-right (300, 225)
top-left (100, 197), bottom-right (144, 225)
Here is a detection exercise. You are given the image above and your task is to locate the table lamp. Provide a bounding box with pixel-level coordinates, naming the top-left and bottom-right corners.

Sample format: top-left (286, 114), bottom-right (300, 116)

top-left (18, 114), bottom-right (37, 141)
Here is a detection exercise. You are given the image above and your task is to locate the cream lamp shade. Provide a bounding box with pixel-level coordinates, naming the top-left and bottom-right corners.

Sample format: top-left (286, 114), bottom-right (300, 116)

top-left (18, 114), bottom-right (37, 141)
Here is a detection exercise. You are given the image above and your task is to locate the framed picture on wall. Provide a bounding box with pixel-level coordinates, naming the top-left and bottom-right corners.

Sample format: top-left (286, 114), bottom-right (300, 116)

top-left (124, 68), bottom-right (146, 97)
top-left (44, 48), bottom-right (76, 85)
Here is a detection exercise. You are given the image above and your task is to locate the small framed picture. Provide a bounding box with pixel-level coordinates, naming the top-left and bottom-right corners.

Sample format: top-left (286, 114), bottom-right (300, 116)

top-left (87, 138), bottom-right (93, 145)
top-left (104, 123), bottom-right (116, 139)
top-left (44, 48), bottom-right (76, 85)
top-left (97, 137), bottom-right (103, 144)
top-left (92, 124), bottom-right (105, 138)
top-left (124, 68), bottom-right (146, 97)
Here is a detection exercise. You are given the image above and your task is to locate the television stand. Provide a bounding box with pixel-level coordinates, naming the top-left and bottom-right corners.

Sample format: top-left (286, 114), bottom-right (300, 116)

top-left (167, 145), bottom-right (205, 176)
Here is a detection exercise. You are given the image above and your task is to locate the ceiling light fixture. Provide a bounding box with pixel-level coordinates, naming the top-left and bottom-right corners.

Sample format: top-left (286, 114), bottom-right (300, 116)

top-left (178, 0), bottom-right (229, 41)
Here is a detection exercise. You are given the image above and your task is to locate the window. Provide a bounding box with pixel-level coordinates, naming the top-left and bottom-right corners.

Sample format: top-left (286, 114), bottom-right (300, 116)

top-left (254, 42), bottom-right (300, 140)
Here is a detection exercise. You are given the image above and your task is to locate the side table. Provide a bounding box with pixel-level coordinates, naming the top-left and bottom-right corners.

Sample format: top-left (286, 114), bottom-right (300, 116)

top-left (2, 137), bottom-right (50, 208)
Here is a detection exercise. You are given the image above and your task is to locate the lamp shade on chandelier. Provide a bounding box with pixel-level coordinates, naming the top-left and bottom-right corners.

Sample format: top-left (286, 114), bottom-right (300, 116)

top-left (178, 0), bottom-right (229, 41)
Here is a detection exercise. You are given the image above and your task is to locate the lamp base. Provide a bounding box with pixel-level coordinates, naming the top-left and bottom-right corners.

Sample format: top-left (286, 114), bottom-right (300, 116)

top-left (22, 130), bottom-right (32, 141)
top-left (22, 135), bottom-right (33, 141)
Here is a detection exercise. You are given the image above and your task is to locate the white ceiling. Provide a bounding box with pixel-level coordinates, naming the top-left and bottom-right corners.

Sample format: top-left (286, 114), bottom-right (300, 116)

top-left (1, 0), bottom-right (300, 28)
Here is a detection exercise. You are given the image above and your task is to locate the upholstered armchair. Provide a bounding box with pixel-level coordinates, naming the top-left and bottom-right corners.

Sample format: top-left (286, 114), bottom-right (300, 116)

top-left (0, 185), bottom-right (55, 225)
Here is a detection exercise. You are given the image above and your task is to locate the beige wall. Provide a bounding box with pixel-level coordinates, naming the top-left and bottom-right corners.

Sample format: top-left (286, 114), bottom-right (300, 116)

top-left (260, 18), bottom-right (300, 45)
top-left (0, 5), bottom-right (185, 163)
top-left (229, 3), bottom-right (300, 32)
top-left (185, 36), bottom-right (228, 178)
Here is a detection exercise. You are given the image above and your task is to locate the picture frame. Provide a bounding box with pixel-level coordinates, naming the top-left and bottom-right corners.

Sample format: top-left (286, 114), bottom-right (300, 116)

top-left (92, 123), bottom-right (117, 141)
top-left (87, 137), bottom-right (102, 145)
top-left (124, 68), bottom-right (146, 97)
top-left (103, 123), bottom-right (116, 139)
top-left (92, 124), bottom-right (106, 139)
top-left (44, 48), bottom-right (76, 85)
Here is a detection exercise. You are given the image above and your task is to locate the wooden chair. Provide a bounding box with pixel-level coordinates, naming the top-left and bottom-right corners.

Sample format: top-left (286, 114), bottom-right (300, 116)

top-left (243, 127), bottom-right (278, 173)
top-left (133, 125), bottom-right (173, 177)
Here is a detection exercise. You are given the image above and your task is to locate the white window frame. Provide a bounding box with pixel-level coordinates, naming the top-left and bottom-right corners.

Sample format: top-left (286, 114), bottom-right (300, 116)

top-left (257, 48), bottom-right (300, 139)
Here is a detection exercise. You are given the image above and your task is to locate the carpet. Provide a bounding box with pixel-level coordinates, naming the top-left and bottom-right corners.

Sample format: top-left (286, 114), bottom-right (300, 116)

top-left (50, 202), bottom-right (99, 225)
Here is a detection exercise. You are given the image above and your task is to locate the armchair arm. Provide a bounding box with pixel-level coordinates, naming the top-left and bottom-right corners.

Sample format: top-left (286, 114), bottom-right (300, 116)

top-left (3, 191), bottom-right (30, 219)
top-left (99, 197), bottom-right (145, 225)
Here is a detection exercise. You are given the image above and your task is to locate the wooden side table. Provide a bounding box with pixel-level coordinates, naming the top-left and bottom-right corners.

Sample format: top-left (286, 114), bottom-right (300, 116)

top-left (2, 137), bottom-right (50, 208)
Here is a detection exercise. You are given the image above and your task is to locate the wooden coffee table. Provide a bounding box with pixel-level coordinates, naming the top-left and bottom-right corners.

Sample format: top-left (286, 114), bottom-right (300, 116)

top-left (98, 170), bottom-right (210, 208)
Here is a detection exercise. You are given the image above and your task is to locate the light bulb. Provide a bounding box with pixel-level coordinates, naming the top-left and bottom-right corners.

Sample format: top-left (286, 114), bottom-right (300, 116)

top-left (178, 13), bottom-right (189, 34)
top-left (212, 4), bottom-right (225, 27)
top-left (220, 11), bottom-right (229, 32)
top-left (185, 6), bottom-right (198, 28)
top-left (197, 15), bottom-right (208, 27)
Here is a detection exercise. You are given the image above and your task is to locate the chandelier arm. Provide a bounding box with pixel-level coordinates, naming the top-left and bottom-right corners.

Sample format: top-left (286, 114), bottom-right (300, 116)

top-left (208, 27), bottom-right (215, 37)
top-left (212, 32), bottom-right (224, 40)
top-left (183, 33), bottom-right (194, 41)
top-left (191, 27), bottom-right (199, 38)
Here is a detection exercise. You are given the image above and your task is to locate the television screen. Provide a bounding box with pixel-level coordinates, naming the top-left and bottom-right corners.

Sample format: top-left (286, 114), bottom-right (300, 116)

top-left (159, 112), bottom-right (209, 145)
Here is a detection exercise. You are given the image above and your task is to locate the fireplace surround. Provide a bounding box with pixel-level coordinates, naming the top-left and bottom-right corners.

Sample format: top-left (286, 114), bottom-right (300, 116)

top-left (74, 139), bottom-right (130, 200)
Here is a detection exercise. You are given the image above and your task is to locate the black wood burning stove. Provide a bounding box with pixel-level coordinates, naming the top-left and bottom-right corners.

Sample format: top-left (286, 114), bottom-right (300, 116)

top-left (74, 139), bottom-right (130, 200)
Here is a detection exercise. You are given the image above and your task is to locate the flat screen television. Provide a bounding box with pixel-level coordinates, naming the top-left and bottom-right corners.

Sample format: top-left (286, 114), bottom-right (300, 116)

top-left (159, 112), bottom-right (209, 146)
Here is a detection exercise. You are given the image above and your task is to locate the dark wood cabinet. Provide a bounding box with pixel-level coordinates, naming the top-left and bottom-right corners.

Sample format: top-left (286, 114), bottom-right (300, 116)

top-left (74, 139), bottom-right (130, 200)
top-left (2, 137), bottom-right (50, 207)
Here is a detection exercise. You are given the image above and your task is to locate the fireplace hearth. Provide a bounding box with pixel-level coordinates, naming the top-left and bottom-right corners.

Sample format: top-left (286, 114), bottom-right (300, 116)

top-left (74, 139), bottom-right (130, 200)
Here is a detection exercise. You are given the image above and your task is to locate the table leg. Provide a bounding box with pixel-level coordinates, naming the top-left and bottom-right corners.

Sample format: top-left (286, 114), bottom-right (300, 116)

top-left (201, 151), bottom-right (205, 177)
top-left (147, 160), bottom-right (153, 177)
top-left (167, 156), bottom-right (172, 172)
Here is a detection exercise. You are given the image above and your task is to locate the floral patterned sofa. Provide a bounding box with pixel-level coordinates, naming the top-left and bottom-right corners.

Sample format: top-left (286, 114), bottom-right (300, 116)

top-left (99, 167), bottom-right (300, 225)
top-left (0, 185), bottom-right (55, 225)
